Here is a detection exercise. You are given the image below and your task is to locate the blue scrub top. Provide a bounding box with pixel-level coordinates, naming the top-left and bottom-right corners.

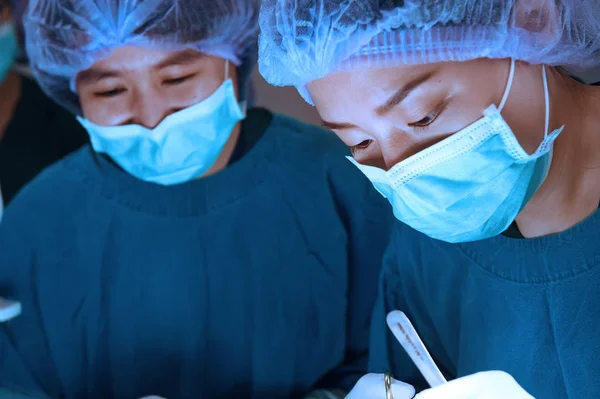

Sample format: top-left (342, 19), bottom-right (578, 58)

top-left (369, 218), bottom-right (600, 398)
top-left (0, 109), bottom-right (394, 399)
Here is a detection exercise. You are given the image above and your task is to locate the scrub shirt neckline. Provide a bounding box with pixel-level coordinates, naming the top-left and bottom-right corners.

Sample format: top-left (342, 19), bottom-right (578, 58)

top-left (456, 208), bottom-right (600, 283)
top-left (64, 108), bottom-right (279, 217)
top-left (463, 79), bottom-right (600, 282)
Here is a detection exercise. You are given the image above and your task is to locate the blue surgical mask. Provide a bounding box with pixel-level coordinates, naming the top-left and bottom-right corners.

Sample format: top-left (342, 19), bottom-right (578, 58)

top-left (78, 74), bottom-right (245, 186)
top-left (0, 23), bottom-right (18, 83)
top-left (350, 59), bottom-right (563, 243)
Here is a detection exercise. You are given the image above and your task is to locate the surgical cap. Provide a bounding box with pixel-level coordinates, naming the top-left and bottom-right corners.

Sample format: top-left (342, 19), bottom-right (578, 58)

top-left (24, 0), bottom-right (260, 115)
top-left (258, 0), bottom-right (600, 103)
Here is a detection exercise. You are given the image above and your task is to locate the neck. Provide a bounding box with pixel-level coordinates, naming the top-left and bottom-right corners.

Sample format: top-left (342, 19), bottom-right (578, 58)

top-left (0, 71), bottom-right (22, 140)
top-left (516, 72), bottom-right (600, 238)
top-left (201, 122), bottom-right (242, 177)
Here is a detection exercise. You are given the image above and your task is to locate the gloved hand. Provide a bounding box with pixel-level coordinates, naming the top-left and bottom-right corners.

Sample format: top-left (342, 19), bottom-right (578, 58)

top-left (415, 371), bottom-right (535, 399)
top-left (345, 373), bottom-right (415, 399)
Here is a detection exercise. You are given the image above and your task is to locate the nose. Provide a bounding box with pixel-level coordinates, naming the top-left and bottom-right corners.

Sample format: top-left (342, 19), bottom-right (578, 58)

top-left (357, 131), bottom-right (412, 171)
top-left (378, 132), bottom-right (451, 171)
top-left (131, 86), bottom-right (181, 129)
top-left (378, 133), bottom-right (418, 171)
top-left (380, 145), bottom-right (405, 171)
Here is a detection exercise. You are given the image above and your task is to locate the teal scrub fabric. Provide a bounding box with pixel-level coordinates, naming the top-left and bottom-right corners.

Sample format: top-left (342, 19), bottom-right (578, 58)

top-left (370, 218), bottom-right (600, 398)
top-left (0, 109), bottom-right (393, 399)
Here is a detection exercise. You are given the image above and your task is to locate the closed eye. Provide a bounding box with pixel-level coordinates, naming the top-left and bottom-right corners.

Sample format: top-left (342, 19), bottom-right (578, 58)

top-left (350, 139), bottom-right (372, 156)
top-left (95, 88), bottom-right (126, 98)
top-left (409, 110), bottom-right (440, 128)
top-left (164, 74), bottom-right (196, 85)
top-left (408, 100), bottom-right (448, 130)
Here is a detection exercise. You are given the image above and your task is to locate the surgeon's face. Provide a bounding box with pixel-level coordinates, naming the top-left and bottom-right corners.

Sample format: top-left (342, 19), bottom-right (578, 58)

top-left (307, 58), bottom-right (549, 170)
top-left (76, 46), bottom-right (237, 128)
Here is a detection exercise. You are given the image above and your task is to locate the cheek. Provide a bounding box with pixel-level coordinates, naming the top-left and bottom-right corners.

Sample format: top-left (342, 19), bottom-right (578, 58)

top-left (502, 110), bottom-right (546, 155)
top-left (79, 95), bottom-right (131, 126)
top-left (437, 89), bottom-right (497, 136)
top-left (167, 75), bottom-right (225, 107)
top-left (445, 101), bottom-right (487, 132)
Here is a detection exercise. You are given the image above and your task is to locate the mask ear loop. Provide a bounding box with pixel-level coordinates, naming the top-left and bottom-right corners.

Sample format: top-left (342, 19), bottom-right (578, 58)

top-left (224, 59), bottom-right (247, 115)
top-left (499, 59), bottom-right (551, 140)
top-left (542, 65), bottom-right (550, 139)
top-left (498, 58), bottom-right (516, 112)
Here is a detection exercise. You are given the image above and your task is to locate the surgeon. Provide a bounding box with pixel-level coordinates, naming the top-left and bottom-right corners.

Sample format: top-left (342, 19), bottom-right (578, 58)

top-left (0, 0), bottom-right (394, 398)
top-left (0, 0), bottom-right (88, 211)
top-left (258, 0), bottom-right (600, 398)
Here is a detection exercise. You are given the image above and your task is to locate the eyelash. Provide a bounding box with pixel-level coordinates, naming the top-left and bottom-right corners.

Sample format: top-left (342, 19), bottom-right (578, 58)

top-left (94, 74), bottom-right (196, 97)
top-left (95, 88), bottom-right (125, 98)
top-left (408, 102), bottom-right (446, 131)
top-left (350, 139), bottom-right (372, 156)
top-left (164, 74), bottom-right (196, 85)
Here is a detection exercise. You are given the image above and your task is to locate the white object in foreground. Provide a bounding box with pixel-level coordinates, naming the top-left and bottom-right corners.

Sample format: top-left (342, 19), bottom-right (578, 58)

top-left (415, 371), bottom-right (535, 399)
top-left (345, 374), bottom-right (415, 399)
top-left (386, 311), bottom-right (447, 388)
top-left (0, 298), bottom-right (22, 322)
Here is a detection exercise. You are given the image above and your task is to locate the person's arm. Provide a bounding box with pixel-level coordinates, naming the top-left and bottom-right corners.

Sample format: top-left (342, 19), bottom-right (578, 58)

top-left (311, 155), bottom-right (395, 395)
top-left (0, 208), bottom-right (63, 397)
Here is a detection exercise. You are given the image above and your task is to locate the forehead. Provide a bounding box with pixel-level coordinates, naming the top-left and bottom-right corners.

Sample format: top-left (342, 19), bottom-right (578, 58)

top-left (312, 63), bottom-right (437, 96)
top-left (306, 63), bottom-right (439, 113)
top-left (76, 46), bottom-right (214, 87)
top-left (307, 59), bottom-right (502, 109)
top-left (90, 46), bottom-right (191, 71)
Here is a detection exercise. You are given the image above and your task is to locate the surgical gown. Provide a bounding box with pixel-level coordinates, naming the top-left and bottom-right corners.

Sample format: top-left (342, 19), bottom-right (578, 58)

top-left (0, 108), bottom-right (393, 399)
top-left (369, 219), bottom-right (600, 398)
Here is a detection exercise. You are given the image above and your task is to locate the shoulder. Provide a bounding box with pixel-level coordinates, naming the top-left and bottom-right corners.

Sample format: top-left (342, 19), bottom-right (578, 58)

top-left (0, 148), bottom-right (96, 264)
top-left (267, 112), bottom-right (350, 156)
top-left (6, 147), bottom-right (94, 220)
top-left (259, 110), bottom-right (392, 206)
top-left (265, 112), bottom-right (365, 178)
top-left (265, 112), bottom-right (381, 191)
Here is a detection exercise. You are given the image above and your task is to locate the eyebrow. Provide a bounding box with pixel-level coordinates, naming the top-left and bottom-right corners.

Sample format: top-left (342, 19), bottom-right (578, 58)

top-left (76, 50), bottom-right (206, 86)
top-left (76, 68), bottom-right (122, 85)
top-left (320, 70), bottom-right (436, 130)
top-left (374, 71), bottom-right (435, 116)
top-left (321, 120), bottom-right (357, 130)
top-left (155, 50), bottom-right (205, 70)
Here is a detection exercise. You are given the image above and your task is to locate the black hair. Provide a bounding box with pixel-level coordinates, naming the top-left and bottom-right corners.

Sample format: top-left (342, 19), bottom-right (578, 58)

top-left (0, 0), bottom-right (12, 11)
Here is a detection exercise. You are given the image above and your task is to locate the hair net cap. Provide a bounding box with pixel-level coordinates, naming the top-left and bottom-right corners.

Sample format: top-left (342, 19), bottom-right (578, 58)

top-left (24, 0), bottom-right (260, 114)
top-left (258, 0), bottom-right (600, 104)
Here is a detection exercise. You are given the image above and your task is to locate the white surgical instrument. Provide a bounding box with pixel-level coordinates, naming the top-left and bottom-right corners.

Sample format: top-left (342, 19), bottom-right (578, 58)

top-left (386, 311), bottom-right (447, 388)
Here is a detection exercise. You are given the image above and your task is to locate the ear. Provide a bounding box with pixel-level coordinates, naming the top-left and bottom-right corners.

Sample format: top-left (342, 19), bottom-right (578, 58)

top-left (514, 0), bottom-right (559, 36)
